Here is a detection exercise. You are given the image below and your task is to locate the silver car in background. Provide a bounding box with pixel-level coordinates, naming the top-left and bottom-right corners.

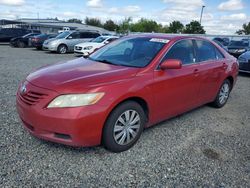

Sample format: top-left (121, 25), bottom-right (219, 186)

top-left (43, 30), bottom-right (101, 54)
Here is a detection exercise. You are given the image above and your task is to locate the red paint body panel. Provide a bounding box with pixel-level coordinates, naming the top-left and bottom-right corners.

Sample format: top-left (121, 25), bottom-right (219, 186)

top-left (16, 34), bottom-right (238, 147)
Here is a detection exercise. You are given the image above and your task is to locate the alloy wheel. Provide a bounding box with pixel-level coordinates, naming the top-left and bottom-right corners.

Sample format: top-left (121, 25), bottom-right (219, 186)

top-left (219, 82), bottom-right (230, 105)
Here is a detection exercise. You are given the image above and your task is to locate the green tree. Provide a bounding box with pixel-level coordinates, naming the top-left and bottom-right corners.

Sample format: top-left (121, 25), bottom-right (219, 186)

top-left (84, 17), bottom-right (102, 27)
top-left (184, 20), bottom-right (205, 34)
top-left (117, 17), bottom-right (132, 34)
top-left (103, 19), bottom-right (118, 31)
top-left (67, 18), bottom-right (82, 24)
top-left (167, 21), bottom-right (184, 33)
top-left (130, 18), bottom-right (162, 33)
top-left (236, 22), bottom-right (250, 35)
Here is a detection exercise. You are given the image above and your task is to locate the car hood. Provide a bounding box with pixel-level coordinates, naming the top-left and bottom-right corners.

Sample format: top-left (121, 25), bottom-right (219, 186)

top-left (26, 58), bottom-right (139, 93)
top-left (239, 51), bottom-right (250, 59)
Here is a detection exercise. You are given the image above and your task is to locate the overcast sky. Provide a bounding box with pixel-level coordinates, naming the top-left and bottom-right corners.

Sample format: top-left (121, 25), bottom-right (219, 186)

top-left (0, 0), bottom-right (249, 34)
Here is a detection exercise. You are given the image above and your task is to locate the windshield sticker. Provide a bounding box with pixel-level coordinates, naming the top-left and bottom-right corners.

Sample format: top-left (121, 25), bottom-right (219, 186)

top-left (150, 38), bottom-right (169, 43)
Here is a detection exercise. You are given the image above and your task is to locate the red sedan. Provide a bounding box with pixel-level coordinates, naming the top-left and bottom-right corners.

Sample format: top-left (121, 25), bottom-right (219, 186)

top-left (16, 34), bottom-right (238, 152)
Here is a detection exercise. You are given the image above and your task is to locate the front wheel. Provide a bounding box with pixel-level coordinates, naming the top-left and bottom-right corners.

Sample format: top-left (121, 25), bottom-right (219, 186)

top-left (212, 79), bottom-right (231, 108)
top-left (102, 101), bottom-right (146, 152)
top-left (17, 41), bottom-right (26, 48)
top-left (57, 44), bottom-right (67, 54)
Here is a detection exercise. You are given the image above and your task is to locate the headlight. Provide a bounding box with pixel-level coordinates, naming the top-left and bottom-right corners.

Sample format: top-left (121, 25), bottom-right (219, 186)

top-left (47, 93), bottom-right (105, 108)
top-left (84, 46), bottom-right (93, 50)
top-left (49, 41), bottom-right (57, 46)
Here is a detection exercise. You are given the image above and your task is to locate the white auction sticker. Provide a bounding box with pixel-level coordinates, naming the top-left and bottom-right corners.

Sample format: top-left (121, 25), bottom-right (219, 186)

top-left (150, 38), bottom-right (169, 43)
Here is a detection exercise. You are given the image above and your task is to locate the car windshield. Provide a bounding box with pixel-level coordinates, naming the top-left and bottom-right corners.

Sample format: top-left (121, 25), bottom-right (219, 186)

top-left (56, 31), bottom-right (70, 39)
top-left (92, 36), bottom-right (107, 43)
top-left (229, 40), bottom-right (249, 47)
top-left (89, 37), bottom-right (167, 68)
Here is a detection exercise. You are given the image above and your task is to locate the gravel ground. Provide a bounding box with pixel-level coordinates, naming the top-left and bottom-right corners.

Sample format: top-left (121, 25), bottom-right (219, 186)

top-left (0, 45), bottom-right (249, 187)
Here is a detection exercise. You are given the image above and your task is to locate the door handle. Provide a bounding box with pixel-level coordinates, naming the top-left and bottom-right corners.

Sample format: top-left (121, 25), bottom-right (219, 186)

top-left (193, 69), bottom-right (199, 76)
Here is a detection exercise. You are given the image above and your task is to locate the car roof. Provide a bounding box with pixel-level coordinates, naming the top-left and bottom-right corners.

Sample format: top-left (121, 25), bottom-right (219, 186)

top-left (126, 33), bottom-right (207, 41)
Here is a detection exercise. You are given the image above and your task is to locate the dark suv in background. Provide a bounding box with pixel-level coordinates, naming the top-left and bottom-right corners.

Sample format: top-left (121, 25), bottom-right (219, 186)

top-left (0, 28), bottom-right (40, 42)
top-left (228, 40), bottom-right (250, 57)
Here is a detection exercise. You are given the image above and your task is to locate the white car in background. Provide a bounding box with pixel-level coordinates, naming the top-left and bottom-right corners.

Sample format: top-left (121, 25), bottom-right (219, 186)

top-left (74, 36), bottom-right (119, 57)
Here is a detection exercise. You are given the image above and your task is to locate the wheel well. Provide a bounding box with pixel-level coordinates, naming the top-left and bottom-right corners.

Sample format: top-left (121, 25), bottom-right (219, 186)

top-left (109, 97), bottom-right (149, 122)
top-left (226, 76), bottom-right (234, 90)
top-left (58, 43), bottom-right (67, 49)
top-left (101, 97), bottom-right (149, 144)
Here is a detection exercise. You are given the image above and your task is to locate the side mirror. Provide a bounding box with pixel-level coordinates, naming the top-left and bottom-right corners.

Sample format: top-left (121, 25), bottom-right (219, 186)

top-left (104, 41), bottom-right (109, 44)
top-left (67, 36), bottom-right (73, 39)
top-left (160, 59), bottom-right (182, 70)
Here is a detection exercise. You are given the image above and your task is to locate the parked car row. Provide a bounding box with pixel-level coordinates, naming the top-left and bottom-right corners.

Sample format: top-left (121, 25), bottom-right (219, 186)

top-left (213, 37), bottom-right (250, 73)
top-left (5, 29), bottom-right (119, 56)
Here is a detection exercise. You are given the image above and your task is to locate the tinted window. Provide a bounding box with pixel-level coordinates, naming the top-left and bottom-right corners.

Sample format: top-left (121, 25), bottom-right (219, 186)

top-left (80, 32), bottom-right (96, 38)
top-left (91, 33), bottom-right (100, 38)
top-left (162, 40), bottom-right (194, 65)
top-left (107, 38), bottom-right (117, 42)
top-left (69, 32), bottom-right (80, 39)
top-left (195, 40), bottom-right (216, 62)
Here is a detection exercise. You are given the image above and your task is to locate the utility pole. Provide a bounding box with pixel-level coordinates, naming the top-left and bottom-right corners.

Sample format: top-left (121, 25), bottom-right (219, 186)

top-left (199, 5), bottom-right (205, 25)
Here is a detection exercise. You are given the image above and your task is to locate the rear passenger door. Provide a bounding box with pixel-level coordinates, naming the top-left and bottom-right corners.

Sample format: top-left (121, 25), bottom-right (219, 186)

top-left (194, 39), bottom-right (227, 104)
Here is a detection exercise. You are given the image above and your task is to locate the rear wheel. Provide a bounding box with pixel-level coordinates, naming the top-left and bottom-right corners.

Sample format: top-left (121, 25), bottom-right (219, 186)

top-left (57, 44), bottom-right (67, 54)
top-left (102, 101), bottom-right (146, 152)
top-left (17, 41), bottom-right (26, 48)
top-left (211, 79), bottom-right (231, 108)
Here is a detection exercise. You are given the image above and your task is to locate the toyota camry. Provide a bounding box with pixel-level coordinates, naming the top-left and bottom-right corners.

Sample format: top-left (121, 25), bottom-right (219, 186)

top-left (16, 34), bottom-right (238, 152)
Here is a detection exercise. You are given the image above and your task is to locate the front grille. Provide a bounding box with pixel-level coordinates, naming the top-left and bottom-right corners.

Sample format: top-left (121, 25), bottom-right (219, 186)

top-left (19, 91), bottom-right (47, 106)
top-left (75, 46), bottom-right (82, 50)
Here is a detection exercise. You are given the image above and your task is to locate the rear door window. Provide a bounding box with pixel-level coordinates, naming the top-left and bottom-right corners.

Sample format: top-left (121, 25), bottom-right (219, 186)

top-left (70, 32), bottom-right (80, 39)
top-left (195, 40), bottom-right (217, 62)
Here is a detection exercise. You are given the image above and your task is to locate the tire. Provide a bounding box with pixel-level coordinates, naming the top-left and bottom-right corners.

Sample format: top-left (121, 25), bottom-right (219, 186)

top-left (17, 41), bottom-right (26, 48)
top-left (36, 46), bottom-right (42, 50)
top-left (211, 79), bottom-right (231, 108)
top-left (102, 101), bottom-right (146, 152)
top-left (57, 44), bottom-right (67, 54)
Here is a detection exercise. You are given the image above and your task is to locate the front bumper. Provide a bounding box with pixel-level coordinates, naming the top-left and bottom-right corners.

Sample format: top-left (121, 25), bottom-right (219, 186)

top-left (43, 43), bottom-right (57, 51)
top-left (74, 49), bottom-right (90, 57)
top-left (16, 81), bottom-right (108, 147)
